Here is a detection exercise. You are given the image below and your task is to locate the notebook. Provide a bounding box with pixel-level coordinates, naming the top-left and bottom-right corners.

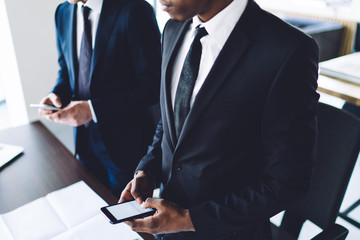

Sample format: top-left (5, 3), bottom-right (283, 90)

top-left (0, 143), bottom-right (24, 169)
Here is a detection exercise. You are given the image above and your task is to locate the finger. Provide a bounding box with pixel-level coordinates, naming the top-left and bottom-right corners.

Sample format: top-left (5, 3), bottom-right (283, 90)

top-left (39, 97), bottom-right (54, 115)
top-left (131, 180), bottom-right (144, 204)
top-left (141, 198), bottom-right (161, 209)
top-left (40, 96), bottom-right (51, 105)
top-left (119, 190), bottom-right (133, 203)
top-left (136, 197), bottom-right (143, 205)
top-left (49, 93), bottom-right (62, 108)
top-left (49, 111), bottom-right (61, 121)
top-left (44, 114), bottom-right (59, 123)
top-left (123, 220), bottom-right (133, 226)
top-left (46, 114), bottom-right (57, 122)
top-left (44, 115), bottom-right (52, 121)
top-left (39, 108), bottom-right (53, 116)
top-left (42, 94), bottom-right (56, 106)
top-left (119, 182), bottom-right (134, 203)
top-left (49, 111), bottom-right (67, 124)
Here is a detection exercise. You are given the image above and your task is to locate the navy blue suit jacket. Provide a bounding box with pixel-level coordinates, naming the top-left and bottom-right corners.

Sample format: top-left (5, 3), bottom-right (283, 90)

top-left (53, 0), bottom-right (161, 172)
top-left (137, 1), bottom-right (319, 239)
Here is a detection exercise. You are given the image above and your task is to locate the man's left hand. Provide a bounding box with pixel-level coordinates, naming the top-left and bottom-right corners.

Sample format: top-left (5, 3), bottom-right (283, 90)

top-left (125, 198), bottom-right (195, 234)
top-left (45, 100), bottom-right (92, 127)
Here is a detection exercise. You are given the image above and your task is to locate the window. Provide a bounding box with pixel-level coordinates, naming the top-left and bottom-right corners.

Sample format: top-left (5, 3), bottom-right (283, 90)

top-left (0, 0), bottom-right (28, 130)
top-left (147, 0), bottom-right (170, 32)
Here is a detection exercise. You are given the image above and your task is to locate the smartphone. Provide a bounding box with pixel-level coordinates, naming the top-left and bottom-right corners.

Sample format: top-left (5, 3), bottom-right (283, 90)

top-left (30, 104), bottom-right (61, 111)
top-left (101, 200), bottom-right (156, 224)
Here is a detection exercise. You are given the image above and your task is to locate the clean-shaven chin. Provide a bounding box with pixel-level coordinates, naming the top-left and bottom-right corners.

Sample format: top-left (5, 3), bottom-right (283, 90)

top-left (159, 0), bottom-right (173, 12)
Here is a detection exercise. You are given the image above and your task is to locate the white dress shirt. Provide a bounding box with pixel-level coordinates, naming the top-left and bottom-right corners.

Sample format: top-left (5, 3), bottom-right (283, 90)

top-left (76, 0), bottom-right (103, 122)
top-left (171, 0), bottom-right (248, 109)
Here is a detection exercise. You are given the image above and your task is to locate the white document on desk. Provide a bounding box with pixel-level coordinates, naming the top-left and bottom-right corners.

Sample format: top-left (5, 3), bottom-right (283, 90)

top-left (0, 181), bottom-right (142, 240)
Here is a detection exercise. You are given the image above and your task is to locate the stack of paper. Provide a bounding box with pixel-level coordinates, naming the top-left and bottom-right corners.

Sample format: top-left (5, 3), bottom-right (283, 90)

top-left (0, 181), bottom-right (142, 240)
top-left (320, 52), bottom-right (360, 84)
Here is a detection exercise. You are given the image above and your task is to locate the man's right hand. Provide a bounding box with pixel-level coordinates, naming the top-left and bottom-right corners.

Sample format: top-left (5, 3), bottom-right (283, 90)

top-left (39, 93), bottom-right (62, 116)
top-left (119, 170), bottom-right (155, 204)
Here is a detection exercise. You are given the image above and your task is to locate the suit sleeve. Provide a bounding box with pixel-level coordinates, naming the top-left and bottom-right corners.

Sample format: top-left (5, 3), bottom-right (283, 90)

top-left (52, 5), bottom-right (72, 107)
top-left (134, 18), bottom-right (174, 186)
top-left (135, 119), bottom-right (164, 186)
top-left (189, 37), bottom-right (320, 239)
top-left (91, 1), bottom-right (161, 119)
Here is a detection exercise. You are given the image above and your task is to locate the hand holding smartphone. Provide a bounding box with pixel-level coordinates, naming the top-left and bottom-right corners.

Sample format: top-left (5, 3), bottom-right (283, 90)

top-left (101, 200), bottom-right (156, 224)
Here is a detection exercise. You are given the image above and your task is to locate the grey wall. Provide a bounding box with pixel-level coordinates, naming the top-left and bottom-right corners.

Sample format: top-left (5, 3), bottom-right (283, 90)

top-left (4, 0), bottom-right (62, 120)
top-left (3, 0), bottom-right (74, 152)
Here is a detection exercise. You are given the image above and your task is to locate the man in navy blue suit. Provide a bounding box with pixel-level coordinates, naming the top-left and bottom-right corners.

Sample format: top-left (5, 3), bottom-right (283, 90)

top-left (39, 0), bottom-right (161, 197)
top-left (119, 0), bottom-right (319, 239)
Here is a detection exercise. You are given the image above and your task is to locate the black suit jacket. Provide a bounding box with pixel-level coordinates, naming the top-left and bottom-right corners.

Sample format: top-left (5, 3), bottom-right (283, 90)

top-left (53, 0), bottom-right (161, 171)
top-left (137, 0), bottom-right (319, 239)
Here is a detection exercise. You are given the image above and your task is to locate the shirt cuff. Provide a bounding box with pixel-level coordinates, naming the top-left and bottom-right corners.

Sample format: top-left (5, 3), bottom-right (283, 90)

top-left (87, 100), bottom-right (98, 123)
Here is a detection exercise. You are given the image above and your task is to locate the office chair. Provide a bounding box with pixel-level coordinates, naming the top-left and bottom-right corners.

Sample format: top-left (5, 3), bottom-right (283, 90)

top-left (339, 24), bottom-right (360, 229)
top-left (342, 22), bottom-right (360, 119)
top-left (272, 102), bottom-right (360, 240)
top-left (354, 23), bottom-right (360, 52)
top-left (283, 17), bottom-right (344, 61)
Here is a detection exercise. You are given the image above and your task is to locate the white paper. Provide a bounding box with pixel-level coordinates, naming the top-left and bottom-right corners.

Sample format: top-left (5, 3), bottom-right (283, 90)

top-left (0, 217), bottom-right (14, 240)
top-left (2, 198), bottom-right (67, 240)
top-left (70, 215), bottom-right (142, 240)
top-left (0, 181), bottom-right (143, 240)
top-left (50, 231), bottom-right (79, 240)
top-left (46, 181), bottom-right (107, 228)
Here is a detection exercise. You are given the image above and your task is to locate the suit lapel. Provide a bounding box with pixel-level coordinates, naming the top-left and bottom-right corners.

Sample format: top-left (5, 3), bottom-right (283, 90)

top-left (90, 0), bottom-right (122, 81)
top-left (175, 1), bottom-right (259, 150)
top-left (162, 20), bottom-right (192, 150)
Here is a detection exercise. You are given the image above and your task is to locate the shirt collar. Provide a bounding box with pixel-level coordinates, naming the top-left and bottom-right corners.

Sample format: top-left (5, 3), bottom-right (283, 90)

top-left (192, 0), bottom-right (248, 49)
top-left (77, 0), bottom-right (103, 14)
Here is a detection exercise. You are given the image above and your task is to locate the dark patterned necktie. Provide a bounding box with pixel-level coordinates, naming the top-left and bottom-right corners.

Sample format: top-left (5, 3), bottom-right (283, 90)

top-left (78, 6), bottom-right (92, 100)
top-left (174, 27), bottom-right (208, 138)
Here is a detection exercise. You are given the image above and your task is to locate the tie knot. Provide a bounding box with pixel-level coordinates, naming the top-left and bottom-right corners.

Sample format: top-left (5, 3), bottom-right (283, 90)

top-left (194, 27), bottom-right (208, 41)
top-left (81, 6), bottom-right (91, 20)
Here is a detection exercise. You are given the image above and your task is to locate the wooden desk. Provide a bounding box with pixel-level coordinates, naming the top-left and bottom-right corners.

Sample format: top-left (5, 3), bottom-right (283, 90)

top-left (0, 121), bottom-right (154, 240)
top-left (318, 74), bottom-right (360, 106)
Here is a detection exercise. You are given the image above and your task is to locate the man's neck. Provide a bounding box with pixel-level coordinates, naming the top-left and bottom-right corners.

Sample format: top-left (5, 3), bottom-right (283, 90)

top-left (197, 0), bottom-right (233, 22)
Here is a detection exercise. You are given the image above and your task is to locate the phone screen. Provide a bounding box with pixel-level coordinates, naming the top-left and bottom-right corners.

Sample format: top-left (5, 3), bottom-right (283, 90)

top-left (101, 200), bottom-right (155, 224)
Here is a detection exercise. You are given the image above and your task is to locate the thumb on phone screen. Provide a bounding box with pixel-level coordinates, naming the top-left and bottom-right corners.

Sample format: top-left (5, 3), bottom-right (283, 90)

top-left (47, 93), bottom-right (62, 108)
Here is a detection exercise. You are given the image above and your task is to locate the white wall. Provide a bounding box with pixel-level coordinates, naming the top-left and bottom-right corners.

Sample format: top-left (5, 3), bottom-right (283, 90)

top-left (3, 0), bottom-right (63, 121)
top-left (2, 0), bottom-right (74, 152)
top-left (256, 0), bottom-right (360, 21)
top-left (0, 0), bottom-right (27, 127)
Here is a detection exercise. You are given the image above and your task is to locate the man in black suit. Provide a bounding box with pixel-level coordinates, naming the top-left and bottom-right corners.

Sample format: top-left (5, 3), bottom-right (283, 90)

top-left (120, 0), bottom-right (319, 239)
top-left (39, 0), bottom-right (161, 197)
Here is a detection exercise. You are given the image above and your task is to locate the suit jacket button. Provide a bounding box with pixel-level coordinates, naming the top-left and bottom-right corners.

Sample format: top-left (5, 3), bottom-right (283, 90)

top-left (174, 162), bottom-right (182, 171)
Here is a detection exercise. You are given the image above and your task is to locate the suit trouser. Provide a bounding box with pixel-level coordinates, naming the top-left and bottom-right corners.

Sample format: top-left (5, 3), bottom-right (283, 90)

top-left (76, 122), bottom-right (132, 198)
